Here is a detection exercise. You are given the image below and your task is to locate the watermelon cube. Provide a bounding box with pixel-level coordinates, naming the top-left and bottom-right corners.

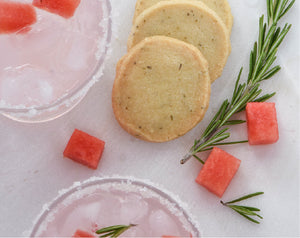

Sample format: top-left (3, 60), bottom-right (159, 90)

top-left (63, 129), bottom-right (105, 170)
top-left (32, 0), bottom-right (81, 19)
top-left (246, 102), bottom-right (279, 145)
top-left (72, 229), bottom-right (95, 237)
top-left (0, 1), bottom-right (37, 34)
top-left (196, 147), bottom-right (241, 198)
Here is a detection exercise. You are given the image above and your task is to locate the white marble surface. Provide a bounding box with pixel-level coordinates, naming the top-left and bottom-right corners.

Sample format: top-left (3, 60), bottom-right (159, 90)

top-left (0, 0), bottom-right (299, 237)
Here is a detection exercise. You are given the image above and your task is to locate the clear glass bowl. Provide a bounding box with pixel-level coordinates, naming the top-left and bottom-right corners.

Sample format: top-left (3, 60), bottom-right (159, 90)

top-left (0, 0), bottom-right (111, 122)
top-left (29, 177), bottom-right (201, 237)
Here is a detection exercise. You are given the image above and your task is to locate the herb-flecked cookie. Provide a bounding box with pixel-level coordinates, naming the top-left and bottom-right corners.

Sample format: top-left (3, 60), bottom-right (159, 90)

top-left (128, 0), bottom-right (231, 83)
top-left (133, 0), bottom-right (233, 33)
top-left (112, 36), bottom-right (211, 142)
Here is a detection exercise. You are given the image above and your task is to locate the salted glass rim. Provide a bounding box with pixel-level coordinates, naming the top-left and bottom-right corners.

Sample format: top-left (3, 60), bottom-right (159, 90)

top-left (0, 0), bottom-right (112, 114)
top-left (29, 176), bottom-right (201, 237)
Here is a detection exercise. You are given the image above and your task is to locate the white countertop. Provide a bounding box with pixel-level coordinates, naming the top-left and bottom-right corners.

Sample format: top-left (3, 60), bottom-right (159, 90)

top-left (0, 0), bottom-right (299, 237)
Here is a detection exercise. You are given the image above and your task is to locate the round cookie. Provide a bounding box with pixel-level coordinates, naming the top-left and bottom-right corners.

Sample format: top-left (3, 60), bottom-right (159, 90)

top-left (128, 0), bottom-right (231, 83)
top-left (133, 0), bottom-right (233, 33)
top-left (113, 36), bottom-right (211, 142)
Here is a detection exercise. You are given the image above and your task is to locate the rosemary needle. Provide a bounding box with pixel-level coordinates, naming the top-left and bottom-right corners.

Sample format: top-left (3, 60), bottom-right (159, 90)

top-left (221, 192), bottom-right (264, 224)
top-left (181, 0), bottom-right (295, 165)
top-left (95, 224), bottom-right (136, 238)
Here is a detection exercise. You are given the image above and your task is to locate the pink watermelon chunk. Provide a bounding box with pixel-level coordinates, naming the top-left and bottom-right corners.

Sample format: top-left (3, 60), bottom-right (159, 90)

top-left (63, 129), bottom-right (105, 170)
top-left (246, 102), bottom-right (279, 145)
top-left (72, 229), bottom-right (95, 237)
top-left (196, 147), bottom-right (241, 198)
top-left (0, 1), bottom-right (37, 34)
top-left (32, 0), bottom-right (81, 19)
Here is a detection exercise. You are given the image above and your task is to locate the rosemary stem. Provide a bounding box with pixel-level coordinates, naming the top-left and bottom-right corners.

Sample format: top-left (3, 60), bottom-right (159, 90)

top-left (180, 0), bottom-right (294, 165)
top-left (180, 152), bottom-right (193, 164)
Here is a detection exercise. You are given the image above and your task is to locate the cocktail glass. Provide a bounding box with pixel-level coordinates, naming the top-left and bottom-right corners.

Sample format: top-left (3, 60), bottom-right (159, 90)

top-left (0, 0), bottom-right (111, 122)
top-left (29, 177), bottom-right (201, 237)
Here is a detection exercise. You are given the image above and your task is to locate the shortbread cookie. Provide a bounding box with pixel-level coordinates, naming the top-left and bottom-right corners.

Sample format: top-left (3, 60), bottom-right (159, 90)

top-left (128, 0), bottom-right (231, 82)
top-left (133, 0), bottom-right (233, 33)
top-left (113, 36), bottom-right (211, 142)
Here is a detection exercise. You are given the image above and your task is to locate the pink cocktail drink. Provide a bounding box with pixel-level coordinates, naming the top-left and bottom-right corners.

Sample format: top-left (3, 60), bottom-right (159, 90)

top-left (0, 0), bottom-right (111, 122)
top-left (30, 178), bottom-right (201, 237)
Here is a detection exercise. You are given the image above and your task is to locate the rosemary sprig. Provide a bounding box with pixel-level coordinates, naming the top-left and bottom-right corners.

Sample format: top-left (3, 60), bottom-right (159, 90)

top-left (181, 0), bottom-right (295, 165)
top-left (221, 192), bottom-right (264, 224)
top-left (95, 224), bottom-right (136, 237)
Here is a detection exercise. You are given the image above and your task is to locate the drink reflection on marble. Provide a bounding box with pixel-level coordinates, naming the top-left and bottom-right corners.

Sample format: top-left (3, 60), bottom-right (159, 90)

top-left (0, 0), bottom-right (111, 122)
top-left (30, 178), bottom-right (201, 237)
